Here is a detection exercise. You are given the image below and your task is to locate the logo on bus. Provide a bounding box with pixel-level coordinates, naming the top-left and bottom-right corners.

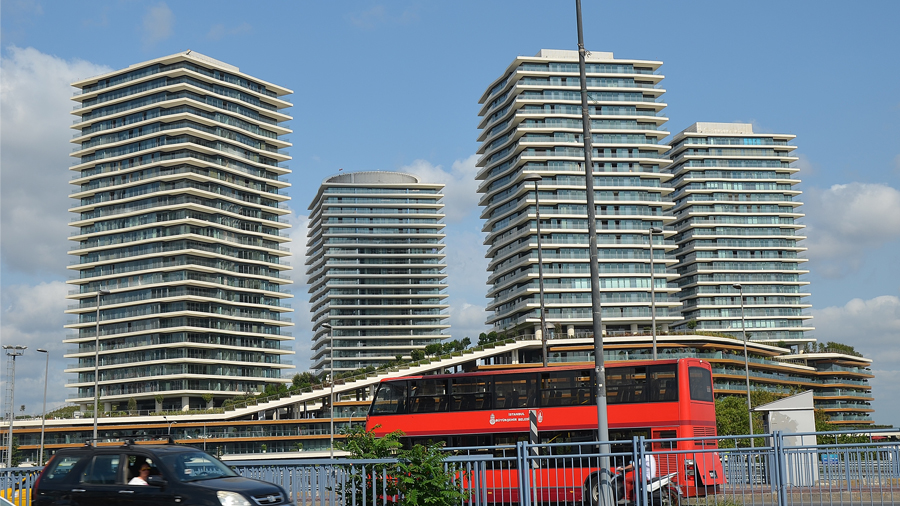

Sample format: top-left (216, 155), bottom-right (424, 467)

top-left (488, 410), bottom-right (542, 425)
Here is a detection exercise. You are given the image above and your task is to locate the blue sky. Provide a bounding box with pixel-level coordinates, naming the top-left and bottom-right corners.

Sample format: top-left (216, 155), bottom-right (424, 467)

top-left (2, 1), bottom-right (898, 424)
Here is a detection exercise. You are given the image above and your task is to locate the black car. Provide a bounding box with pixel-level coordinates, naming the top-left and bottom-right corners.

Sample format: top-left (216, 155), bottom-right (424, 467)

top-left (32, 442), bottom-right (289, 506)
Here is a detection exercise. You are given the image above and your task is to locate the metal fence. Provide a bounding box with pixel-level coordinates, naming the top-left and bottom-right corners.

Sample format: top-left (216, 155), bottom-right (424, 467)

top-left (228, 430), bottom-right (900, 506)
top-left (4, 430), bottom-right (899, 506)
top-left (0, 467), bottom-right (40, 506)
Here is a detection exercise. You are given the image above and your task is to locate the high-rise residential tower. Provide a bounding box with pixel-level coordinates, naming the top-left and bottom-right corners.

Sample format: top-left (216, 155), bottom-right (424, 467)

top-left (65, 51), bottom-right (294, 412)
top-left (306, 171), bottom-right (449, 375)
top-left (477, 49), bottom-right (679, 339)
top-left (666, 123), bottom-right (813, 339)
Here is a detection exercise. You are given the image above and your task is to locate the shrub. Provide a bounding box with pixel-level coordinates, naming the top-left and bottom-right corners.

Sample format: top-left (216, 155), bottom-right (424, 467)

top-left (336, 426), bottom-right (470, 506)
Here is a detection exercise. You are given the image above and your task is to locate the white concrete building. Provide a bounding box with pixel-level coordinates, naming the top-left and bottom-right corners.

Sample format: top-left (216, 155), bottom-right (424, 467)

top-left (306, 172), bottom-right (450, 375)
top-left (477, 49), bottom-right (680, 339)
top-left (666, 122), bottom-right (813, 340)
top-left (64, 51), bottom-right (294, 412)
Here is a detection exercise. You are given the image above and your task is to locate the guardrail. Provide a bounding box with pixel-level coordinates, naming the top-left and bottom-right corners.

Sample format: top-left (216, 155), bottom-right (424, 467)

top-left (226, 430), bottom-right (900, 506)
top-left (5, 429), bottom-right (898, 506)
top-left (0, 467), bottom-right (41, 506)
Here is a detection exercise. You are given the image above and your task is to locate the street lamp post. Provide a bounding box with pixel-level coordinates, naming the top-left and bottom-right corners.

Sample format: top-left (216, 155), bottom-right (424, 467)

top-left (322, 323), bottom-right (335, 459)
top-left (93, 289), bottom-right (111, 446)
top-left (733, 283), bottom-right (754, 447)
top-left (524, 174), bottom-right (549, 366)
top-left (3, 345), bottom-right (26, 468)
top-left (575, 2), bottom-right (613, 504)
top-left (37, 349), bottom-right (49, 466)
top-left (163, 416), bottom-right (177, 439)
top-left (648, 227), bottom-right (663, 360)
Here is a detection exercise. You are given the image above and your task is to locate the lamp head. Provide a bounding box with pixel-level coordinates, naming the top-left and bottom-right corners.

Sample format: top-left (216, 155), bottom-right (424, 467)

top-left (650, 227), bottom-right (663, 234)
top-left (98, 289), bottom-right (111, 295)
top-left (37, 349), bottom-right (48, 353)
top-left (732, 283), bottom-right (743, 290)
top-left (321, 323), bottom-right (333, 330)
top-left (523, 174), bottom-right (542, 183)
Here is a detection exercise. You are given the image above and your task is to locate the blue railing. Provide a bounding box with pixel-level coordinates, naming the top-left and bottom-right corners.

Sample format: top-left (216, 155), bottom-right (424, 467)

top-left (5, 429), bottom-right (899, 506)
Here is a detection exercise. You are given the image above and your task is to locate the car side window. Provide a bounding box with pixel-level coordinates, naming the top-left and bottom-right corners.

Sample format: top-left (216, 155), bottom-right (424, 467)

top-left (80, 454), bottom-right (121, 485)
top-left (126, 454), bottom-right (161, 483)
top-left (43, 455), bottom-right (84, 482)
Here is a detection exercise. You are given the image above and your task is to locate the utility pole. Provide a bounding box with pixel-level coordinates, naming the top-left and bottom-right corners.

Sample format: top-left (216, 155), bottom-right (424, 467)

top-left (575, 2), bottom-right (614, 504)
top-left (4, 345), bottom-right (26, 468)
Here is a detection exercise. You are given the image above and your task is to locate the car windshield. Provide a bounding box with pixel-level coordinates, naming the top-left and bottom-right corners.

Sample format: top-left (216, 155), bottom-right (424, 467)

top-left (158, 451), bottom-right (238, 482)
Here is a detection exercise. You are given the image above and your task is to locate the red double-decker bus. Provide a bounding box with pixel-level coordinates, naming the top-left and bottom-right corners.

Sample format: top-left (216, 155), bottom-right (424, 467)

top-left (366, 358), bottom-right (724, 503)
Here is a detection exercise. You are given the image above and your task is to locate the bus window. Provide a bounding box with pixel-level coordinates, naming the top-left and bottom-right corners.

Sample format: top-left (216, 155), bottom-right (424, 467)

top-left (539, 369), bottom-right (593, 406)
top-left (607, 364), bottom-right (677, 404)
top-left (450, 376), bottom-right (492, 411)
top-left (409, 378), bottom-right (448, 413)
top-left (608, 428), bottom-right (650, 454)
top-left (648, 365), bottom-right (678, 402)
top-left (653, 429), bottom-right (678, 449)
top-left (370, 381), bottom-right (407, 415)
top-left (494, 373), bottom-right (536, 409)
top-left (689, 366), bottom-right (714, 402)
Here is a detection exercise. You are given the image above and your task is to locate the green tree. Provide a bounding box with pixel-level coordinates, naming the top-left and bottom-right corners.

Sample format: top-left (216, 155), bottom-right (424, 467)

top-left (336, 426), bottom-right (403, 506)
top-left (202, 393), bottom-right (214, 407)
top-left (336, 426), bottom-right (469, 506)
top-left (823, 341), bottom-right (863, 357)
top-left (424, 344), bottom-right (442, 356)
top-left (410, 349), bottom-right (425, 361)
top-left (460, 337), bottom-right (471, 349)
top-left (10, 437), bottom-right (21, 467)
top-left (127, 397), bottom-right (137, 413)
top-left (715, 391), bottom-right (778, 447)
top-left (395, 442), bottom-right (471, 506)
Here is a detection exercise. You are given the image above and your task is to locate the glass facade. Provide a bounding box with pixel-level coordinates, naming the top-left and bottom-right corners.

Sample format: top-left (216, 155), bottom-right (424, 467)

top-left (477, 49), bottom-right (679, 338)
top-left (306, 171), bottom-right (450, 374)
top-left (665, 123), bottom-right (813, 340)
top-left (65, 51), bottom-right (294, 411)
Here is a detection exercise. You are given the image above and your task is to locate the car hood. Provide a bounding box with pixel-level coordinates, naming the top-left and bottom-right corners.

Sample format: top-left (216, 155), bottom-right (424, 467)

top-left (185, 476), bottom-right (285, 495)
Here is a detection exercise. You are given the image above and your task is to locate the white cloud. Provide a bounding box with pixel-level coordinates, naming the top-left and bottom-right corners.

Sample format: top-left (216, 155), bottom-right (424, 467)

top-left (283, 210), bottom-right (311, 372)
top-left (803, 182), bottom-right (900, 276)
top-left (443, 229), bottom-right (490, 341)
top-left (0, 281), bottom-right (72, 415)
top-left (398, 155), bottom-right (491, 339)
top-left (0, 47), bottom-right (111, 276)
top-left (401, 154), bottom-right (480, 223)
top-left (142, 2), bottom-right (174, 48)
top-left (811, 295), bottom-right (900, 426)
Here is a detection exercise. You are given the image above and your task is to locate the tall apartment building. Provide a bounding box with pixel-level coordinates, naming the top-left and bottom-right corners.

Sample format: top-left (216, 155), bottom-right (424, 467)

top-left (306, 172), bottom-right (450, 375)
top-left (666, 123), bottom-right (813, 340)
top-left (477, 49), bottom-right (680, 338)
top-left (64, 51), bottom-right (294, 412)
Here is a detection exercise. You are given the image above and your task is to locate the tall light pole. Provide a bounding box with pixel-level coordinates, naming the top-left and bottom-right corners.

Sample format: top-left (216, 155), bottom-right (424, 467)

top-left (92, 289), bottom-right (111, 446)
top-left (3, 345), bottom-right (26, 468)
top-left (322, 322), bottom-right (335, 459)
top-left (524, 174), bottom-right (549, 366)
top-left (575, 2), bottom-right (613, 504)
top-left (733, 283), bottom-right (754, 446)
top-left (37, 349), bottom-right (49, 466)
top-left (648, 227), bottom-right (663, 360)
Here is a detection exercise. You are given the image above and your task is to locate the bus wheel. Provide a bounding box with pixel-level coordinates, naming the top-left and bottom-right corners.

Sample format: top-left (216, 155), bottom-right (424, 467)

top-left (583, 475), bottom-right (600, 506)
